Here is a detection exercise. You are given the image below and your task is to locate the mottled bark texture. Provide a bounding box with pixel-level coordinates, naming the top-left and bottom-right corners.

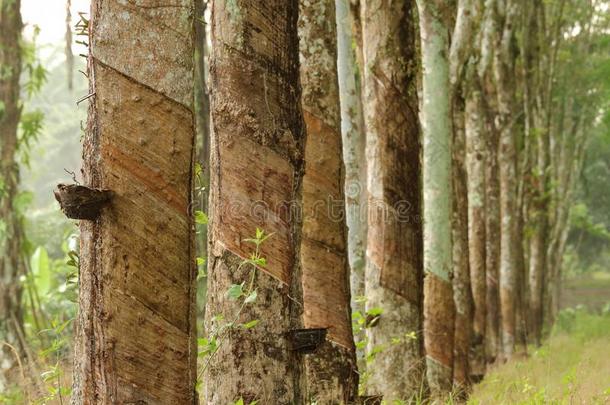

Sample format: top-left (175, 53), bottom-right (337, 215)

top-left (72, 1), bottom-right (196, 403)
top-left (417, 0), bottom-right (456, 396)
top-left (451, 90), bottom-right (473, 391)
top-left (361, 0), bottom-right (424, 400)
top-left (524, 0), bottom-right (553, 345)
top-left (493, 0), bottom-right (519, 360)
top-left (448, 0), bottom-right (481, 391)
top-left (465, 74), bottom-right (487, 376)
top-left (336, 0), bottom-right (367, 319)
top-left (477, 0), bottom-right (500, 367)
top-left (483, 79), bottom-right (501, 366)
top-left (298, 1), bottom-right (358, 402)
top-left (0, 0), bottom-right (25, 387)
top-left (204, 1), bottom-right (307, 404)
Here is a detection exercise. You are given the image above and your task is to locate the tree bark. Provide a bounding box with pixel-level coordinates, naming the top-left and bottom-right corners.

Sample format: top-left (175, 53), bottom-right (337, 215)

top-left (360, 0), bottom-right (425, 400)
top-left (72, 1), bottom-right (197, 403)
top-left (204, 1), bottom-right (307, 403)
top-left (465, 71), bottom-right (488, 379)
top-left (417, 0), bottom-right (456, 396)
top-left (448, 1), bottom-right (481, 390)
top-left (0, 0), bottom-right (25, 387)
top-left (336, 0), bottom-right (367, 323)
top-left (451, 88), bottom-right (473, 392)
top-left (483, 101), bottom-right (501, 367)
top-left (298, 1), bottom-right (358, 402)
top-left (493, 0), bottom-right (519, 360)
top-left (194, 0), bottom-right (210, 319)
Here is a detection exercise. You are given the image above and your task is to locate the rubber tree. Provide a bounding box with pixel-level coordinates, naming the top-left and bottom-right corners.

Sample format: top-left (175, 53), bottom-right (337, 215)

top-left (0, 0), bottom-right (25, 387)
top-left (298, 0), bottom-right (358, 402)
top-left (335, 0), bottom-right (367, 322)
top-left (71, 1), bottom-right (197, 402)
top-left (204, 1), bottom-right (308, 403)
top-left (493, 0), bottom-right (519, 360)
top-left (449, 0), bottom-right (482, 390)
top-left (417, 0), bottom-right (456, 396)
top-left (360, 0), bottom-right (425, 400)
top-left (479, 0), bottom-right (501, 366)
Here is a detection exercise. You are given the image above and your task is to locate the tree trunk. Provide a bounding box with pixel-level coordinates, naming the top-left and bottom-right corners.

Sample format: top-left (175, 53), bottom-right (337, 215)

top-left (451, 88), bottom-right (473, 392)
top-left (298, 1), bottom-right (358, 402)
top-left (465, 72), bottom-right (488, 378)
top-left (72, 1), bottom-right (197, 403)
top-left (493, 0), bottom-right (519, 360)
top-left (417, 0), bottom-right (456, 396)
top-left (448, 0), bottom-right (481, 391)
top-left (360, 0), bottom-right (425, 400)
top-left (204, 1), bottom-right (307, 403)
top-left (0, 0), bottom-right (25, 387)
top-left (479, 0), bottom-right (501, 367)
top-left (194, 0), bottom-right (210, 319)
top-left (336, 0), bottom-right (367, 323)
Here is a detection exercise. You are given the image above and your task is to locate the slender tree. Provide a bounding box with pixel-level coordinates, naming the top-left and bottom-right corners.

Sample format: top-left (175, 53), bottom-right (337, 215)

top-left (71, 1), bottom-right (197, 402)
top-left (298, 0), bottom-right (358, 402)
top-left (465, 70), bottom-right (489, 374)
top-left (478, 0), bottom-right (501, 365)
top-left (360, 0), bottom-right (425, 399)
top-left (0, 0), bottom-right (25, 387)
top-left (204, 1), bottom-right (307, 403)
top-left (450, 89), bottom-right (474, 390)
top-left (336, 0), bottom-right (367, 319)
top-left (449, 0), bottom-right (481, 389)
top-left (493, 0), bottom-right (519, 360)
top-left (417, 0), bottom-right (456, 395)
top-left (65, 0), bottom-right (74, 91)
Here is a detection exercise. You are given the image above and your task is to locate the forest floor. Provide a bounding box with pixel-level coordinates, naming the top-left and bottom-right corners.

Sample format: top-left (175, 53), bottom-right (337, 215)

top-left (468, 274), bottom-right (610, 404)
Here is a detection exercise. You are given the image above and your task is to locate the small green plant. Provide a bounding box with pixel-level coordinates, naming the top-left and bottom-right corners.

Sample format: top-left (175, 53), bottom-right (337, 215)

top-left (34, 318), bottom-right (73, 405)
top-left (195, 228), bottom-right (272, 393)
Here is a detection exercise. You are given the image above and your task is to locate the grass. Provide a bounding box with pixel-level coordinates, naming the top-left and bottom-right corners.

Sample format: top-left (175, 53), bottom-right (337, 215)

top-left (468, 308), bottom-right (610, 404)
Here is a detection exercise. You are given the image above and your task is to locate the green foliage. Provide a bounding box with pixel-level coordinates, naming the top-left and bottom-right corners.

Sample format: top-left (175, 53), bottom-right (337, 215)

top-left (18, 109), bottom-right (45, 166)
top-left (196, 228), bottom-right (271, 393)
top-left (21, 25), bottom-right (48, 98)
top-left (30, 246), bottom-right (51, 295)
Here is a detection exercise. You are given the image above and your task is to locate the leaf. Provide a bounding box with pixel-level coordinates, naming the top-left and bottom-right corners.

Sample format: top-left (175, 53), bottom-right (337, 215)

top-left (244, 290), bottom-right (257, 304)
top-left (196, 256), bottom-right (206, 266)
top-left (242, 319), bottom-right (260, 329)
top-left (194, 210), bottom-right (208, 225)
top-left (194, 162), bottom-right (203, 177)
top-left (30, 246), bottom-right (51, 295)
top-left (367, 307), bottom-right (384, 316)
top-left (227, 283), bottom-right (244, 300)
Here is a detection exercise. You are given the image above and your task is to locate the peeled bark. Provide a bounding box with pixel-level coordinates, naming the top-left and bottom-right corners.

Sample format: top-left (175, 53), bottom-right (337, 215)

top-left (336, 0), bottom-right (367, 319)
top-left (72, 1), bottom-right (196, 403)
top-left (0, 0), bottom-right (25, 387)
top-left (204, 1), bottom-right (307, 403)
top-left (298, 1), bottom-right (357, 402)
top-left (361, 0), bottom-right (425, 400)
top-left (417, 0), bottom-right (456, 396)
